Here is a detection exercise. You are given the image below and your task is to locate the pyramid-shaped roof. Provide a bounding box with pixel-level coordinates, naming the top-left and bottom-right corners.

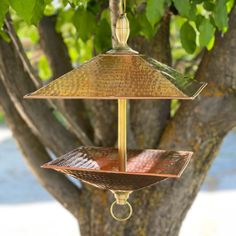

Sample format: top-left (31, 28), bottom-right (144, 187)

top-left (25, 51), bottom-right (206, 100)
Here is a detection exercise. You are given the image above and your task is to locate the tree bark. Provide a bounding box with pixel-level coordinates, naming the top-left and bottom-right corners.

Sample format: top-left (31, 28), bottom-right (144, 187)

top-left (4, 16), bottom-right (42, 87)
top-left (75, 4), bottom-right (236, 236)
top-left (129, 13), bottom-right (171, 148)
top-left (0, 79), bottom-right (83, 220)
top-left (79, 0), bottom-right (120, 146)
top-left (0, 37), bottom-right (80, 155)
top-left (38, 16), bottom-right (94, 144)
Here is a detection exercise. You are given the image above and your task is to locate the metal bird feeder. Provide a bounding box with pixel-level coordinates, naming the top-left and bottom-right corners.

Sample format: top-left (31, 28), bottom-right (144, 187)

top-left (25, 0), bottom-right (206, 221)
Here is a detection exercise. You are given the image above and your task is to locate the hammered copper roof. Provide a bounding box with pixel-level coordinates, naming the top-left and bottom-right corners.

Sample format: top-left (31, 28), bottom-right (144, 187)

top-left (25, 51), bottom-right (206, 100)
top-left (42, 146), bottom-right (193, 191)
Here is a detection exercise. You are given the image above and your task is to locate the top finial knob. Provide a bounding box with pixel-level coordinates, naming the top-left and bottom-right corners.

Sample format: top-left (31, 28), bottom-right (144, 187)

top-left (115, 14), bottom-right (130, 48)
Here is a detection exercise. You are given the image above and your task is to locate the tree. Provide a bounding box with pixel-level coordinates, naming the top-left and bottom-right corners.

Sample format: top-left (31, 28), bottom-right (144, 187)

top-left (0, 0), bottom-right (236, 235)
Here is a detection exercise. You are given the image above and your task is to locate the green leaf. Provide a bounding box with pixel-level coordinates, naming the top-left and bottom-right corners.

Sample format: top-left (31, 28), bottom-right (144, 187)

top-left (100, 9), bottom-right (110, 23)
top-left (226, 0), bottom-right (235, 12)
top-left (213, 0), bottom-right (228, 31)
top-left (56, 8), bottom-right (74, 32)
top-left (199, 18), bottom-right (215, 47)
top-left (94, 18), bottom-right (111, 52)
top-left (31, 0), bottom-right (45, 25)
top-left (173, 0), bottom-right (191, 18)
top-left (192, 0), bottom-right (204, 3)
top-left (203, 1), bottom-right (215, 11)
top-left (68, 0), bottom-right (88, 8)
top-left (128, 13), bottom-right (141, 37)
top-left (173, 0), bottom-right (196, 20)
top-left (146, 0), bottom-right (165, 27)
top-left (38, 55), bottom-right (52, 80)
top-left (44, 0), bottom-right (52, 4)
top-left (195, 14), bottom-right (204, 29)
top-left (0, 0), bottom-right (9, 29)
top-left (9, 0), bottom-right (46, 24)
top-left (10, 0), bottom-right (36, 23)
top-left (76, 38), bottom-right (93, 62)
top-left (87, 0), bottom-right (101, 15)
top-left (73, 6), bottom-right (96, 42)
top-left (139, 12), bottom-right (156, 39)
top-left (189, 4), bottom-right (197, 21)
top-left (17, 24), bottom-right (39, 43)
top-left (206, 34), bottom-right (215, 50)
top-left (180, 21), bottom-right (197, 54)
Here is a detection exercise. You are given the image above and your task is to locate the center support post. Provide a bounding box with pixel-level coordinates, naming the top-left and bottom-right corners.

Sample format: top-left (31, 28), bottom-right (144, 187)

top-left (118, 98), bottom-right (127, 172)
top-left (112, 99), bottom-right (132, 221)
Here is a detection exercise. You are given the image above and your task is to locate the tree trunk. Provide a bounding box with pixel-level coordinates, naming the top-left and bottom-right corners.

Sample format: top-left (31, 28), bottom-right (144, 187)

top-left (76, 4), bottom-right (236, 236)
top-left (0, 2), bottom-right (236, 236)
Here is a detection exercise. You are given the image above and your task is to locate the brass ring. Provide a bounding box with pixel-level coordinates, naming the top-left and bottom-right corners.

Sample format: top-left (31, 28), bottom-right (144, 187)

top-left (110, 201), bottom-right (133, 221)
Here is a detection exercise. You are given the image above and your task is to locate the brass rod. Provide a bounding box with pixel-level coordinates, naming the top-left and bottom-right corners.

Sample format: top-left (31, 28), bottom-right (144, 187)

top-left (118, 98), bottom-right (127, 172)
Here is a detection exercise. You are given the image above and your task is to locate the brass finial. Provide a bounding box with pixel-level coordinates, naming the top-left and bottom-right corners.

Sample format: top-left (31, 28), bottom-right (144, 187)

top-left (115, 14), bottom-right (130, 48)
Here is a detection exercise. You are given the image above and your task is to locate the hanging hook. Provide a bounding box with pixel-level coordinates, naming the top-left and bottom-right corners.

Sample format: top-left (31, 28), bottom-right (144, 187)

top-left (119, 0), bottom-right (127, 15)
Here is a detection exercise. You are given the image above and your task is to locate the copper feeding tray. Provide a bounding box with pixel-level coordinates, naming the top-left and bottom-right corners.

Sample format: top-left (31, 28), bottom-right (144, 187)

top-left (42, 147), bottom-right (193, 191)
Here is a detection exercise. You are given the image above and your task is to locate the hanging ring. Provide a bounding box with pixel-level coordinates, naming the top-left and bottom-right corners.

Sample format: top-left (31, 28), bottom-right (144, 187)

top-left (110, 201), bottom-right (133, 221)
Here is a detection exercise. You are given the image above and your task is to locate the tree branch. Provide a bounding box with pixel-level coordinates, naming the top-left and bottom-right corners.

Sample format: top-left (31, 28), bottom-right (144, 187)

top-left (80, 5), bottom-right (236, 236)
top-left (38, 15), bottom-right (94, 145)
top-left (0, 79), bottom-right (82, 220)
top-left (4, 15), bottom-right (42, 87)
top-left (196, 10), bottom-right (236, 95)
top-left (0, 37), bottom-right (80, 156)
top-left (85, 100), bottom-right (118, 146)
top-left (4, 16), bottom-right (92, 147)
top-left (129, 13), bottom-right (172, 148)
top-left (84, 0), bottom-right (120, 146)
top-left (146, 5), bottom-right (236, 235)
top-left (38, 15), bottom-right (72, 78)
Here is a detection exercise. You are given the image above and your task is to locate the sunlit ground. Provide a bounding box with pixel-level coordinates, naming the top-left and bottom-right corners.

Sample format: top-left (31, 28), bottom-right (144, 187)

top-left (0, 125), bottom-right (235, 236)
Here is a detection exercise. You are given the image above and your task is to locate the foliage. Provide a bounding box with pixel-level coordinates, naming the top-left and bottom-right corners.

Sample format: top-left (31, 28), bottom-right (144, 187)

top-left (0, 0), bottom-right (234, 54)
top-left (0, 0), bottom-right (234, 80)
top-left (38, 55), bottom-right (52, 80)
top-left (180, 21), bottom-right (196, 54)
top-left (146, 0), bottom-right (166, 27)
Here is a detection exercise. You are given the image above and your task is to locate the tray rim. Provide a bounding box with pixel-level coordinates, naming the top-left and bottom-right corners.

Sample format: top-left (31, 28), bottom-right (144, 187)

top-left (41, 149), bottom-right (193, 178)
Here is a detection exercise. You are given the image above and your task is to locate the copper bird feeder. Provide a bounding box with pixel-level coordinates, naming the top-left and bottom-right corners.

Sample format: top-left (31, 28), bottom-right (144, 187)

top-left (25, 0), bottom-right (206, 221)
